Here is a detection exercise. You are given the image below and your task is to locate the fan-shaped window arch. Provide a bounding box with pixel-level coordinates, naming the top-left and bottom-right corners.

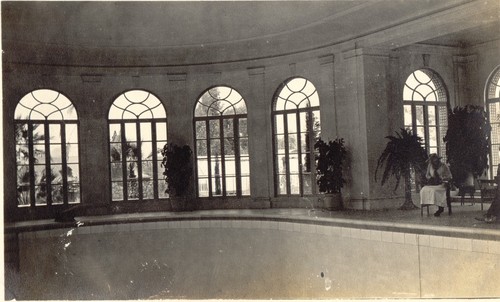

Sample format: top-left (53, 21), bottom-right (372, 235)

top-left (403, 69), bottom-right (449, 158)
top-left (194, 86), bottom-right (249, 197)
top-left (108, 90), bottom-right (168, 201)
top-left (272, 77), bottom-right (321, 196)
top-left (485, 65), bottom-right (500, 176)
top-left (14, 89), bottom-right (81, 208)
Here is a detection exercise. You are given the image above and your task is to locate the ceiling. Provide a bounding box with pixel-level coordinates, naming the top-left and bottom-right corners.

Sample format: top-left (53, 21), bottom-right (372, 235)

top-left (2, 1), bottom-right (499, 66)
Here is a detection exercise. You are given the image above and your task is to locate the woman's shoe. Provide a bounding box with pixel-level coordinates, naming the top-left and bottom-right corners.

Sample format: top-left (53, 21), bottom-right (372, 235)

top-left (434, 207), bottom-right (444, 217)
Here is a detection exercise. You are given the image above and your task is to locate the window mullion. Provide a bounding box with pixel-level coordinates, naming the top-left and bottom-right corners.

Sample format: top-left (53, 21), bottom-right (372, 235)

top-left (234, 118), bottom-right (242, 197)
top-left (136, 122), bottom-right (143, 201)
top-left (423, 105), bottom-right (429, 152)
top-left (44, 123), bottom-right (52, 206)
top-left (220, 117), bottom-right (226, 196)
top-left (61, 122), bottom-right (68, 205)
top-left (206, 120), bottom-right (213, 197)
top-left (28, 123), bottom-right (36, 207)
top-left (283, 114), bottom-right (291, 196)
top-left (120, 122), bottom-right (128, 201)
top-left (151, 122), bottom-right (159, 199)
top-left (296, 111), bottom-right (303, 196)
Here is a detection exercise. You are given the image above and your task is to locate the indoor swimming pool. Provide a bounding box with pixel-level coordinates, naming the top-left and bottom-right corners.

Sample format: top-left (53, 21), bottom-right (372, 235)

top-left (6, 214), bottom-right (500, 299)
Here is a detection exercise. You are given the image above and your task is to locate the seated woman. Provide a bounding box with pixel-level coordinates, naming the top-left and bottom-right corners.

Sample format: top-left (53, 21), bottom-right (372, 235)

top-left (420, 153), bottom-right (452, 217)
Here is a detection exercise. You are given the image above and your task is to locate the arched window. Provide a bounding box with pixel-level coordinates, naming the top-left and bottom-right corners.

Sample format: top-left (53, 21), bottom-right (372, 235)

top-left (272, 77), bottom-right (321, 196)
top-left (14, 89), bottom-right (80, 207)
top-left (194, 86), bottom-right (249, 197)
top-left (403, 69), bottom-right (448, 158)
top-left (108, 90), bottom-right (167, 201)
top-left (486, 65), bottom-right (500, 176)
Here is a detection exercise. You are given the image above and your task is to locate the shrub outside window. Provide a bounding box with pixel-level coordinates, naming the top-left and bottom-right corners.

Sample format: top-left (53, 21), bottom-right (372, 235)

top-left (108, 90), bottom-right (167, 201)
top-left (14, 89), bottom-right (80, 207)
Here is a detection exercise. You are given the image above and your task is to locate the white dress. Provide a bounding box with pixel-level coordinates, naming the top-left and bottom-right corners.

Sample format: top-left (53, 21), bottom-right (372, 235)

top-left (419, 164), bottom-right (452, 207)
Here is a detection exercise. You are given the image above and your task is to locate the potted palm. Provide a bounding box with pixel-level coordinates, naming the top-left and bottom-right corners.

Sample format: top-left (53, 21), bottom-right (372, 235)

top-left (444, 105), bottom-right (490, 191)
top-left (314, 138), bottom-right (347, 210)
top-left (375, 128), bottom-right (428, 210)
top-left (161, 143), bottom-right (193, 211)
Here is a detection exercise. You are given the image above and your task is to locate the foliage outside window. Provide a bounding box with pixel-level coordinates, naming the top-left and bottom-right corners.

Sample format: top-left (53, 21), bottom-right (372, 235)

top-left (108, 90), bottom-right (167, 201)
top-left (486, 66), bottom-right (500, 177)
top-left (403, 69), bottom-right (448, 159)
top-left (272, 77), bottom-right (321, 196)
top-left (194, 86), bottom-right (249, 197)
top-left (14, 89), bottom-right (80, 207)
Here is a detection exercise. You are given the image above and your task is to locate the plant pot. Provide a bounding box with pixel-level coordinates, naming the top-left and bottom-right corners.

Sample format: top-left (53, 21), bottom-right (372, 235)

top-left (323, 193), bottom-right (342, 210)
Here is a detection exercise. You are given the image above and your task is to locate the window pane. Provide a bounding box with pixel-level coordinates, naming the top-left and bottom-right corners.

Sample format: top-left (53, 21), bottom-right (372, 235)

top-left (142, 142), bottom-right (153, 160)
top-left (301, 133), bottom-right (311, 153)
top-left (288, 134), bottom-right (298, 152)
top-left (429, 127), bottom-right (437, 147)
top-left (33, 124), bottom-right (45, 143)
top-left (223, 119), bottom-right (234, 137)
top-left (34, 165), bottom-right (46, 186)
top-left (67, 164), bottom-right (79, 182)
top-left (224, 137), bottom-right (236, 156)
top-left (16, 145), bottom-right (30, 165)
top-left (112, 182), bottom-right (123, 201)
top-left (290, 174), bottom-right (300, 194)
top-left (287, 113), bottom-right (297, 133)
top-left (35, 186), bottom-right (47, 205)
top-left (109, 124), bottom-right (121, 142)
top-left (125, 123), bottom-right (137, 142)
top-left (142, 161), bottom-right (154, 179)
top-left (288, 154), bottom-right (299, 173)
top-left (241, 177), bottom-right (250, 196)
top-left (140, 122), bottom-right (152, 141)
top-left (210, 139), bottom-right (221, 157)
top-left (66, 124), bottom-right (78, 144)
top-left (197, 159), bottom-right (209, 177)
top-left (111, 162), bottom-right (123, 181)
top-left (209, 120), bottom-right (220, 138)
top-left (49, 124), bottom-right (61, 143)
top-left (312, 110), bottom-right (321, 138)
top-left (404, 105), bottom-right (413, 127)
top-left (197, 140), bottom-right (208, 157)
top-left (240, 138), bottom-right (249, 156)
top-left (274, 115), bottom-right (284, 134)
top-left (225, 176), bottom-right (237, 196)
top-left (196, 121), bottom-right (207, 139)
top-left (126, 162), bottom-right (138, 179)
top-left (110, 143), bottom-right (122, 162)
top-left (277, 174), bottom-right (287, 195)
top-left (156, 122), bottom-right (167, 141)
top-left (240, 156), bottom-right (250, 176)
top-left (417, 127), bottom-right (425, 142)
top-left (50, 165), bottom-right (63, 184)
top-left (159, 177), bottom-right (169, 198)
top-left (33, 144), bottom-right (46, 164)
top-left (225, 158), bottom-right (236, 176)
top-left (277, 155), bottom-right (287, 173)
top-left (128, 178), bottom-right (139, 200)
top-left (15, 123), bottom-right (29, 144)
top-left (275, 134), bottom-right (286, 153)
top-left (68, 183), bottom-right (80, 204)
top-left (66, 143), bottom-right (79, 163)
top-left (198, 178), bottom-right (209, 197)
top-left (125, 143), bottom-right (138, 161)
top-left (302, 153), bottom-right (312, 173)
top-left (415, 106), bottom-right (424, 126)
top-left (302, 173), bottom-right (312, 195)
top-left (51, 185), bottom-right (63, 204)
top-left (428, 106), bottom-right (436, 125)
top-left (143, 180), bottom-right (154, 199)
top-left (50, 144), bottom-right (62, 164)
top-left (239, 118), bottom-right (247, 137)
top-left (211, 176), bottom-right (222, 196)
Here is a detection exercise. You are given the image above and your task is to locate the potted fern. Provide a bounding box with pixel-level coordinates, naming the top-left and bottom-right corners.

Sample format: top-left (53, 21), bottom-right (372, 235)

top-left (444, 105), bottom-right (490, 191)
top-left (375, 128), bottom-right (428, 210)
top-left (161, 143), bottom-right (193, 211)
top-left (314, 138), bottom-right (347, 210)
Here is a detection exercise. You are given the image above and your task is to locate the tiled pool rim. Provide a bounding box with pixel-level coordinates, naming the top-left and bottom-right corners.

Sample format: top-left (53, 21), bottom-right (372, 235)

top-left (6, 211), bottom-right (500, 254)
